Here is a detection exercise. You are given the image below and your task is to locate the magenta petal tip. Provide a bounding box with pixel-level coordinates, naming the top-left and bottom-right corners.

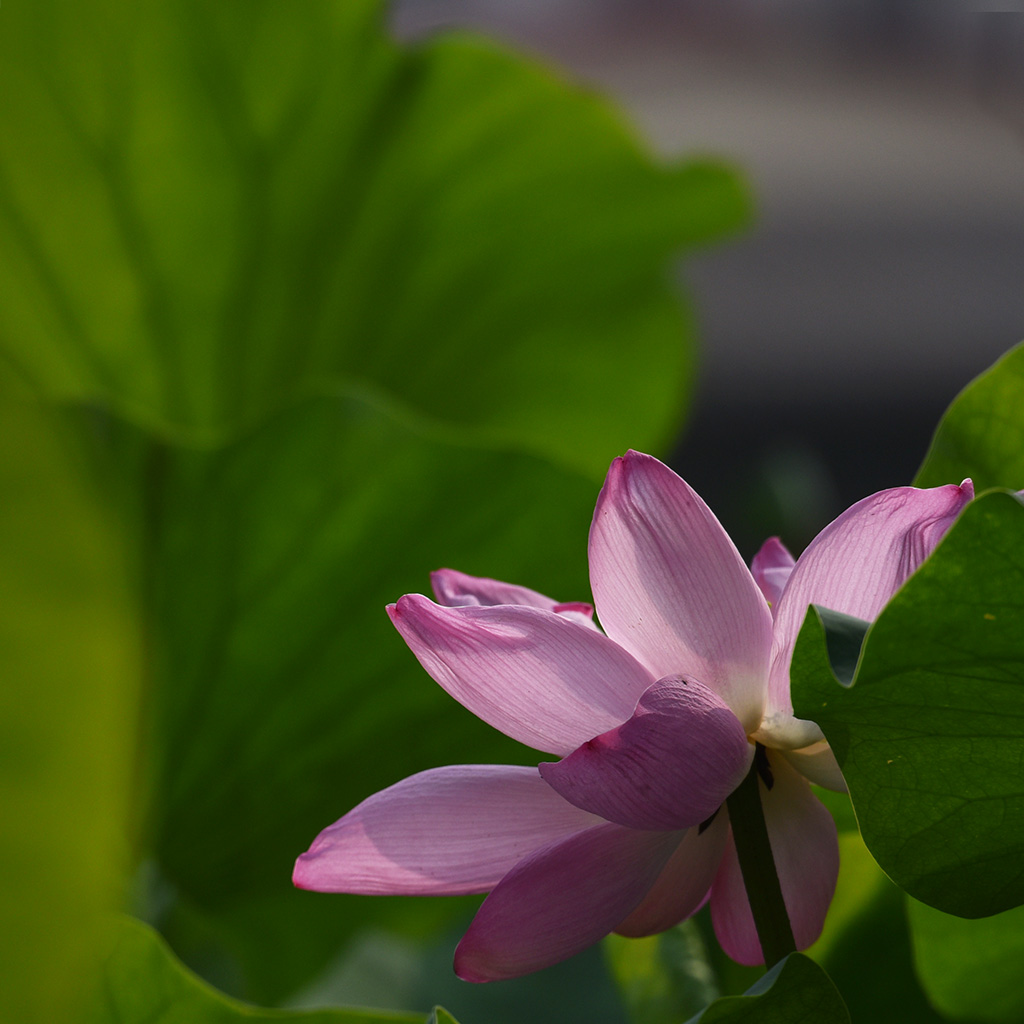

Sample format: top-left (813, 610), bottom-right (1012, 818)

top-left (291, 856), bottom-right (307, 890)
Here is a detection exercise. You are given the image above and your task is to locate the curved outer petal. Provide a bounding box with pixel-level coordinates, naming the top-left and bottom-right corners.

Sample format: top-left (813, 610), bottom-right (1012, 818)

top-left (760, 479), bottom-right (974, 748)
top-left (782, 741), bottom-right (847, 793)
top-left (293, 765), bottom-right (603, 895)
top-left (431, 568), bottom-right (598, 630)
top-left (388, 596), bottom-right (654, 755)
top-left (615, 810), bottom-right (730, 937)
top-left (750, 537), bottom-right (795, 615)
top-left (454, 822), bottom-right (681, 982)
top-left (539, 676), bottom-right (752, 831)
top-left (709, 754), bottom-right (839, 966)
top-left (589, 452), bottom-right (774, 731)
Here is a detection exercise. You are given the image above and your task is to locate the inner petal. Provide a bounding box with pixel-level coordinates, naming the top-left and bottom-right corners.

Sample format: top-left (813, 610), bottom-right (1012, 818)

top-left (539, 675), bottom-right (754, 831)
top-left (588, 451), bottom-right (773, 731)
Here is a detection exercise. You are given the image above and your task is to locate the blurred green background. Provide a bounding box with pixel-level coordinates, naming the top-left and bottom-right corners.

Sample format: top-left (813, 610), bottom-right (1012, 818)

top-left (0, 1), bottom-right (746, 1020)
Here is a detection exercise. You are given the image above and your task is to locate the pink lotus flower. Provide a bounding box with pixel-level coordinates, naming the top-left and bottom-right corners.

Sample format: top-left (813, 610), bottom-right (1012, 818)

top-left (294, 452), bottom-right (973, 982)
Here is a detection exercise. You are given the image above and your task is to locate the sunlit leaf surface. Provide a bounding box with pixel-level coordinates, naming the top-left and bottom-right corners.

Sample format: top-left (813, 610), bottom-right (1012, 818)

top-left (0, 0), bottom-right (748, 479)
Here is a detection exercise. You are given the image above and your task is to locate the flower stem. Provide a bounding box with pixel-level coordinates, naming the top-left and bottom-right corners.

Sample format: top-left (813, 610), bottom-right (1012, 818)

top-left (725, 744), bottom-right (796, 968)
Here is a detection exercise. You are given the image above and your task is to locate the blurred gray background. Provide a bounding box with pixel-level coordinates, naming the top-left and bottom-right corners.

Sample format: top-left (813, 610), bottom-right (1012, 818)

top-left (394, 0), bottom-right (1024, 552)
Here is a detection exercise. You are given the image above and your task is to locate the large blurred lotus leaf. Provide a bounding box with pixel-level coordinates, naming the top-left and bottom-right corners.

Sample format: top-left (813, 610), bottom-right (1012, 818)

top-left (683, 955), bottom-right (849, 1024)
top-left (916, 342), bottom-right (1024, 491)
top-left (128, 390), bottom-right (600, 996)
top-left (0, 0), bottom-right (748, 479)
top-left (87, 915), bottom-right (432, 1023)
top-left (908, 899), bottom-right (1024, 1024)
top-left (149, 390), bottom-right (594, 899)
top-left (0, 385), bottom-right (140, 1023)
top-left (791, 490), bottom-right (1024, 918)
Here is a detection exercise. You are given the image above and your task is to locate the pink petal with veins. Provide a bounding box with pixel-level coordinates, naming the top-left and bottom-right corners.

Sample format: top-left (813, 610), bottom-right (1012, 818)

top-left (292, 765), bottom-right (603, 895)
top-left (710, 753), bottom-right (839, 965)
top-left (454, 822), bottom-right (681, 982)
top-left (431, 568), bottom-right (562, 609)
top-left (751, 537), bottom-right (796, 614)
top-left (589, 451), bottom-right (773, 731)
top-left (540, 676), bottom-right (752, 831)
top-left (432, 568), bottom-right (600, 632)
top-left (389, 596), bottom-right (653, 756)
top-left (431, 568), bottom-right (597, 627)
top-left (615, 810), bottom-right (730, 936)
top-left (760, 479), bottom-right (974, 748)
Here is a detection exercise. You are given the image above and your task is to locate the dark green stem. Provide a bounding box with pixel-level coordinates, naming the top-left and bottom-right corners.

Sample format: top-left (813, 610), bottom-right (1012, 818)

top-left (725, 744), bottom-right (796, 968)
